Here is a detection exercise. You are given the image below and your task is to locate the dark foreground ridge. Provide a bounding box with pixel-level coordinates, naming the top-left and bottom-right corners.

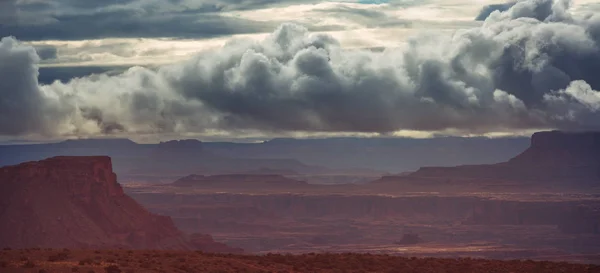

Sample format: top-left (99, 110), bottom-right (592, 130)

top-left (1, 249), bottom-right (599, 273)
top-left (0, 156), bottom-right (241, 253)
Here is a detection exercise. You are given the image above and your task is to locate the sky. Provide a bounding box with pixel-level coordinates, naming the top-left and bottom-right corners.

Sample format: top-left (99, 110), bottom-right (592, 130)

top-left (0, 0), bottom-right (600, 142)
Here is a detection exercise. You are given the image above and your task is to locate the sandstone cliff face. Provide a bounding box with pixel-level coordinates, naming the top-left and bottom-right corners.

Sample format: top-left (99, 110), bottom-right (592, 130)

top-left (407, 131), bottom-right (600, 186)
top-left (509, 131), bottom-right (600, 167)
top-left (0, 156), bottom-right (241, 252)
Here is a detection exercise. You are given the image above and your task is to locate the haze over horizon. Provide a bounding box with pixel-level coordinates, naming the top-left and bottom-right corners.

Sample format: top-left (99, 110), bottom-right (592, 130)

top-left (1, 0), bottom-right (600, 143)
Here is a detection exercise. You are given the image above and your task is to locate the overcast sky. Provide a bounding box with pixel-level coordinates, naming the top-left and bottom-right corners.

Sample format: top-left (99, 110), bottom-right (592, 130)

top-left (1, 0), bottom-right (600, 142)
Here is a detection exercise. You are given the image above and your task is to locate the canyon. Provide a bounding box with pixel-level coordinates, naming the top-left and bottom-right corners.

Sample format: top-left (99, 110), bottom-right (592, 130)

top-left (122, 131), bottom-right (600, 263)
top-left (128, 188), bottom-right (600, 263)
top-left (1, 130), bottom-right (600, 265)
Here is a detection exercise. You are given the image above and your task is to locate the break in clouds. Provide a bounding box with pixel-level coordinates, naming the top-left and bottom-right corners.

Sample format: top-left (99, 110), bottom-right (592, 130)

top-left (1, 0), bottom-right (600, 138)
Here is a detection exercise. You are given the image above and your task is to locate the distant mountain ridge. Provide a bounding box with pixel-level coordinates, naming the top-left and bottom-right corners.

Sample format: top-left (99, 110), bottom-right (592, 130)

top-left (205, 136), bottom-right (530, 172)
top-left (0, 136), bottom-right (531, 180)
top-left (0, 139), bottom-right (325, 180)
top-left (172, 174), bottom-right (310, 189)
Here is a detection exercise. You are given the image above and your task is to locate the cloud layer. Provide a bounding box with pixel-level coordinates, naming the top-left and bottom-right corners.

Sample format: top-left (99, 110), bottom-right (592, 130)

top-left (1, 0), bottom-right (600, 138)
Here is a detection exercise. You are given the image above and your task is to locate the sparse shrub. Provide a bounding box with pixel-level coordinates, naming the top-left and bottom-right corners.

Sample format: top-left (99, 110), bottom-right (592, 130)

top-left (0, 261), bottom-right (7, 268)
top-left (19, 256), bottom-right (28, 261)
top-left (71, 266), bottom-right (80, 272)
top-left (22, 260), bottom-right (36, 268)
top-left (48, 251), bottom-right (70, 262)
top-left (104, 265), bottom-right (121, 273)
top-left (38, 269), bottom-right (48, 273)
top-left (79, 257), bottom-right (94, 265)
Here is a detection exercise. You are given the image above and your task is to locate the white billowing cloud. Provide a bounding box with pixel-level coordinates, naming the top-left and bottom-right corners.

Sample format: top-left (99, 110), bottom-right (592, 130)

top-left (1, 0), bottom-right (600, 138)
top-left (543, 81), bottom-right (600, 128)
top-left (559, 81), bottom-right (600, 111)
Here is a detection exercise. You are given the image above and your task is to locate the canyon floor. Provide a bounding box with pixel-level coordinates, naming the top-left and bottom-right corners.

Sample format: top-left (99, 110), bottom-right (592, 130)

top-left (126, 183), bottom-right (600, 265)
top-left (2, 248), bottom-right (600, 273)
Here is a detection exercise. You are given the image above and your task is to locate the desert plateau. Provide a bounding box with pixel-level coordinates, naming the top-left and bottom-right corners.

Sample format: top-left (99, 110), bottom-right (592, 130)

top-left (1, 131), bottom-right (600, 273)
top-left (2, 0), bottom-right (600, 271)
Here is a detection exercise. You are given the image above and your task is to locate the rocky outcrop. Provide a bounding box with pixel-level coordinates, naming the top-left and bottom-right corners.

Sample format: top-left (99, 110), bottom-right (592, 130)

top-left (508, 131), bottom-right (600, 166)
top-left (405, 131), bottom-right (600, 186)
top-left (189, 233), bottom-right (244, 254)
top-left (0, 156), bottom-right (242, 252)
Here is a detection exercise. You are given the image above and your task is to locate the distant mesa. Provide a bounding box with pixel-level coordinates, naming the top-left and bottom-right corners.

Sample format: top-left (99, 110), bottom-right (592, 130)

top-left (389, 131), bottom-right (600, 187)
top-left (172, 174), bottom-right (309, 188)
top-left (508, 130), bottom-right (600, 166)
top-left (156, 139), bottom-right (204, 151)
top-left (236, 167), bottom-right (299, 176)
top-left (0, 134), bottom-right (532, 177)
top-left (0, 156), bottom-right (242, 253)
top-left (61, 138), bottom-right (137, 147)
top-left (152, 139), bottom-right (205, 159)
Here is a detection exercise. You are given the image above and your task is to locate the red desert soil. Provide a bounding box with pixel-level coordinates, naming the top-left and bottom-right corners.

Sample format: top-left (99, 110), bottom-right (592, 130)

top-left (1, 248), bottom-right (599, 273)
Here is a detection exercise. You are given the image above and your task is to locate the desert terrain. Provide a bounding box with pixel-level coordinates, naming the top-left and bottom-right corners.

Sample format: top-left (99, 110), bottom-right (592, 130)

top-left (1, 248), bottom-right (599, 273)
top-left (1, 131), bottom-right (600, 272)
top-left (2, 0), bottom-right (600, 271)
top-left (121, 131), bottom-right (600, 264)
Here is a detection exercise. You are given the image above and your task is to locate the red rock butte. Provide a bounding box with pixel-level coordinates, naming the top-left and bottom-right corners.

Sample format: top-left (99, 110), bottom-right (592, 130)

top-left (0, 156), bottom-right (124, 198)
top-left (0, 156), bottom-right (241, 253)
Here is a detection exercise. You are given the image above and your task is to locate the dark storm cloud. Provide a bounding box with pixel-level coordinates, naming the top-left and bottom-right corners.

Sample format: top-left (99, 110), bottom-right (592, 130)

top-left (314, 6), bottom-right (412, 28)
top-left (33, 45), bottom-right (57, 60)
top-left (0, 10), bottom-right (272, 41)
top-left (80, 107), bottom-right (126, 134)
top-left (0, 0), bottom-right (322, 41)
top-left (1, 0), bottom-right (600, 137)
top-left (37, 66), bottom-right (132, 85)
top-left (476, 3), bottom-right (516, 20)
top-left (0, 37), bottom-right (48, 135)
top-left (0, 0), bottom-right (18, 24)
